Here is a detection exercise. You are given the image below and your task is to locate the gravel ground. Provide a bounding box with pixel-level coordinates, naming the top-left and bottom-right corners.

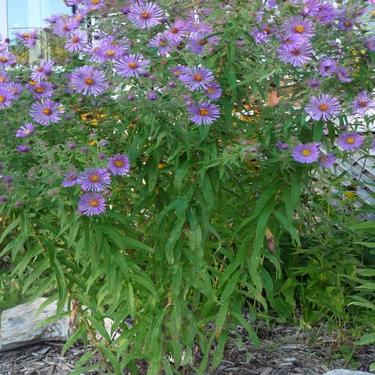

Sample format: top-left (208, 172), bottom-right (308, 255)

top-left (0, 325), bottom-right (374, 374)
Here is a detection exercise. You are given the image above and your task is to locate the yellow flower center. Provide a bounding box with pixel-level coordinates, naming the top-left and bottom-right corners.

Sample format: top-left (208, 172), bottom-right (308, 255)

top-left (141, 11), bottom-right (151, 19)
top-left (0, 95), bottom-right (5, 103)
top-left (35, 86), bottom-right (45, 93)
top-left (294, 25), bottom-right (305, 33)
top-left (34, 86), bottom-right (46, 94)
top-left (43, 108), bottom-right (52, 115)
top-left (29, 80), bottom-right (37, 86)
top-left (72, 36), bottom-right (80, 43)
top-left (0, 56), bottom-right (9, 63)
top-left (128, 62), bottom-right (138, 69)
top-left (105, 49), bottom-right (116, 57)
top-left (345, 137), bottom-right (355, 144)
top-left (89, 174), bottom-right (100, 182)
top-left (159, 40), bottom-right (168, 47)
top-left (344, 21), bottom-right (352, 27)
top-left (89, 199), bottom-right (99, 207)
top-left (319, 103), bottom-right (329, 112)
top-left (206, 87), bottom-right (214, 93)
top-left (302, 149), bottom-right (311, 156)
top-left (84, 78), bottom-right (95, 86)
top-left (358, 100), bottom-right (367, 108)
top-left (114, 160), bottom-right (124, 167)
top-left (170, 27), bottom-right (178, 34)
top-left (0, 76), bottom-right (6, 83)
top-left (194, 73), bottom-right (203, 82)
top-left (91, 0), bottom-right (100, 4)
top-left (199, 108), bottom-right (209, 116)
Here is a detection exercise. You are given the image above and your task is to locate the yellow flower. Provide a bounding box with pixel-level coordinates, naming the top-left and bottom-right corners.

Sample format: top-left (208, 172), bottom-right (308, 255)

top-left (343, 191), bottom-right (356, 200)
top-left (88, 140), bottom-right (97, 146)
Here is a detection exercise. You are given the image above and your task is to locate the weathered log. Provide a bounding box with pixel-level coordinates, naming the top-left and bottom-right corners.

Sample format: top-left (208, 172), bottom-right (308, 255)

top-left (0, 298), bottom-right (69, 352)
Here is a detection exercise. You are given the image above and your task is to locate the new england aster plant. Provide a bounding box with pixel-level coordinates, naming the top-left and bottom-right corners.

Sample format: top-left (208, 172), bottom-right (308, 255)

top-left (0, 0), bottom-right (374, 373)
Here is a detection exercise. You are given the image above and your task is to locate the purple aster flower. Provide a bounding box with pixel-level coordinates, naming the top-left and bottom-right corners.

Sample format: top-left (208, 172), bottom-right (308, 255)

top-left (16, 144), bottom-right (31, 153)
top-left (167, 19), bottom-right (188, 42)
top-left (292, 143), bottom-right (320, 164)
top-left (96, 42), bottom-right (125, 62)
top-left (149, 31), bottom-right (176, 56)
top-left (108, 154), bottom-right (130, 176)
top-left (0, 52), bottom-right (16, 68)
top-left (78, 193), bottom-right (106, 216)
top-left (78, 168), bottom-right (111, 192)
top-left (128, 2), bottom-right (164, 29)
top-left (98, 139), bottom-right (109, 147)
top-left (0, 195), bottom-right (7, 204)
top-left (67, 142), bottom-right (77, 150)
top-left (80, 146), bottom-right (89, 154)
top-left (186, 33), bottom-right (220, 55)
top-left (319, 58), bottom-right (337, 77)
top-left (0, 70), bottom-right (9, 85)
top-left (170, 65), bottom-right (187, 78)
top-left (352, 91), bottom-right (375, 116)
top-left (84, 0), bottom-right (106, 11)
top-left (278, 34), bottom-right (305, 51)
top-left (70, 66), bottom-right (108, 96)
top-left (14, 30), bottom-right (38, 48)
top-left (305, 94), bottom-right (341, 121)
top-left (179, 66), bottom-right (214, 91)
top-left (307, 78), bottom-right (321, 89)
top-left (366, 37), bottom-right (375, 52)
top-left (188, 101), bottom-right (220, 126)
top-left (65, 30), bottom-right (88, 53)
top-left (338, 17), bottom-right (354, 30)
top-left (205, 81), bottom-right (222, 100)
top-left (16, 123), bottom-right (35, 138)
top-left (337, 132), bottom-right (364, 151)
top-left (0, 86), bottom-right (15, 108)
top-left (27, 81), bottom-right (54, 99)
top-left (62, 171), bottom-right (78, 187)
top-left (147, 90), bottom-right (158, 101)
top-left (319, 153), bottom-right (336, 168)
top-left (336, 66), bottom-right (351, 83)
top-left (314, 3), bottom-right (338, 25)
top-left (30, 99), bottom-right (64, 126)
top-left (6, 82), bottom-right (23, 99)
top-left (53, 17), bottom-right (78, 37)
top-left (278, 43), bottom-right (313, 67)
top-left (251, 29), bottom-right (269, 44)
top-left (31, 60), bottom-right (55, 82)
top-left (115, 54), bottom-right (150, 78)
top-left (283, 16), bottom-right (315, 39)
top-left (276, 141), bottom-right (290, 150)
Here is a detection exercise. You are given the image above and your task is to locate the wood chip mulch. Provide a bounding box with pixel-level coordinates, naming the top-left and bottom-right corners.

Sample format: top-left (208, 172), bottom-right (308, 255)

top-left (0, 325), bottom-right (374, 374)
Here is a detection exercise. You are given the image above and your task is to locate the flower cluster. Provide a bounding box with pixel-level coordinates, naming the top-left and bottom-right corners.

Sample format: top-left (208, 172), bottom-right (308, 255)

top-left (0, 0), bottom-right (373, 215)
top-left (62, 154), bottom-right (130, 216)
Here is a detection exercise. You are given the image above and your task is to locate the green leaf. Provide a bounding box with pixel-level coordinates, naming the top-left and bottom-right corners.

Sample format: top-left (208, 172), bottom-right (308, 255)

top-left (215, 300), bottom-right (229, 337)
top-left (62, 326), bottom-right (86, 355)
top-left (231, 311), bottom-right (260, 347)
top-left (356, 333), bottom-right (375, 346)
